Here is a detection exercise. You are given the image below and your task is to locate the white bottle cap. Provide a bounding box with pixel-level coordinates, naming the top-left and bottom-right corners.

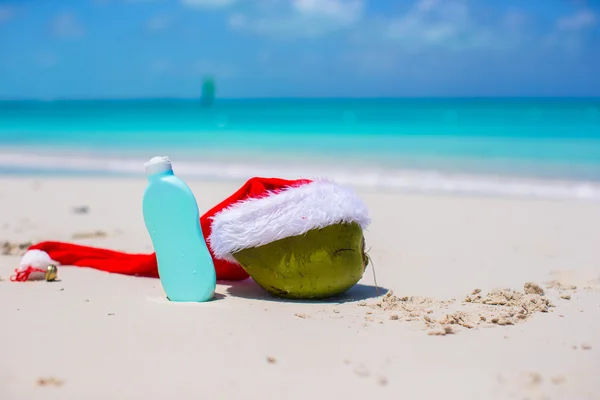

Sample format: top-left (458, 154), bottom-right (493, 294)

top-left (144, 156), bottom-right (173, 175)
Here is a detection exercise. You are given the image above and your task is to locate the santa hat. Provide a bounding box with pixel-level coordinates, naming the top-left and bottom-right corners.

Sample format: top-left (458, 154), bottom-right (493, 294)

top-left (12, 177), bottom-right (370, 282)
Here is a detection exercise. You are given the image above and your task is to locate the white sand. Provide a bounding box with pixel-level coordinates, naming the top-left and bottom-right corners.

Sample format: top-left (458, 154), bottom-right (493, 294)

top-left (1, 177), bottom-right (599, 400)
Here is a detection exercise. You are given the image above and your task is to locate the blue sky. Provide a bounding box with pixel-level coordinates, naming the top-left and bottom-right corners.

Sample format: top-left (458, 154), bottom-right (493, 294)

top-left (0, 0), bottom-right (599, 98)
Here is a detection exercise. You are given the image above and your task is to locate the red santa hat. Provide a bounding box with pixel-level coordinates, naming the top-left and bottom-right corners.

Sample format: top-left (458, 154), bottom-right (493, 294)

top-left (11, 177), bottom-right (370, 282)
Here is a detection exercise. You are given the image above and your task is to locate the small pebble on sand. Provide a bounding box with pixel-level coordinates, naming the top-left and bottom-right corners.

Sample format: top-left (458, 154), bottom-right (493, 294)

top-left (428, 326), bottom-right (454, 336)
top-left (37, 377), bottom-right (64, 387)
top-left (72, 206), bottom-right (89, 214)
top-left (353, 364), bottom-right (370, 378)
top-left (524, 282), bottom-right (545, 295)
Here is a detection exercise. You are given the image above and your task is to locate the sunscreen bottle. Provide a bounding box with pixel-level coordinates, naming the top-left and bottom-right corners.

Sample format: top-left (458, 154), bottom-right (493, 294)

top-left (142, 156), bottom-right (216, 302)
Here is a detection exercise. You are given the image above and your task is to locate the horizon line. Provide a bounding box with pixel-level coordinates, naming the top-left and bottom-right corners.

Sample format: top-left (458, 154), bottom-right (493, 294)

top-left (1, 95), bottom-right (599, 102)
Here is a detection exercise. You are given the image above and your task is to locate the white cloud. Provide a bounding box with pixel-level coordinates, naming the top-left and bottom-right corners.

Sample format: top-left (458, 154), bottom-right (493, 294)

top-left (192, 60), bottom-right (238, 78)
top-left (125, 0), bottom-right (234, 9)
top-left (291, 0), bottom-right (362, 24)
top-left (543, 10), bottom-right (596, 52)
top-left (150, 60), bottom-right (170, 74)
top-left (340, 50), bottom-right (400, 76)
top-left (382, 0), bottom-right (538, 52)
top-left (557, 10), bottom-right (596, 31)
top-left (181, 0), bottom-right (236, 8)
top-left (149, 59), bottom-right (239, 79)
top-left (386, 0), bottom-right (489, 49)
top-left (36, 53), bottom-right (59, 68)
top-left (51, 13), bottom-right (84, 38)
top-left (340, 1), bottom-right (540, 77)
top-left (502, 8), bottom-right (528, 31)
top-left (0, 6), bottom-right (14, 24)
top-left (147, 14), bottom-right (173, 31)
top-left (228, 0), bottom-right (364, 38)
top-left (228, 13), bottom-right (247, 28)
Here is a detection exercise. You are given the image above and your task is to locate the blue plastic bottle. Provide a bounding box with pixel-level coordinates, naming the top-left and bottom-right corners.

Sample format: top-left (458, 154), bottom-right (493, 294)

top-left (142, 156), bottom-right (216, 302)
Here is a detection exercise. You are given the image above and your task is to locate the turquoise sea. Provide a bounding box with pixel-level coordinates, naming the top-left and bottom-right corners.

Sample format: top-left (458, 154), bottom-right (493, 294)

top-left (1, 98), bottom-right (600, 200)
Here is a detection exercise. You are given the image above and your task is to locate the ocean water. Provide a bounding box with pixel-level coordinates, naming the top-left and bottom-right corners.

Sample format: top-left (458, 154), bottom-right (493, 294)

top-left (1, 98), bottom-right (599, 200)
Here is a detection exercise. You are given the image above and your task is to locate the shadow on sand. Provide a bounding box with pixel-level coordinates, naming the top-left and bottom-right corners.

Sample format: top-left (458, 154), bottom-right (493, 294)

top-left (222, 278), bottom-right (388, 304)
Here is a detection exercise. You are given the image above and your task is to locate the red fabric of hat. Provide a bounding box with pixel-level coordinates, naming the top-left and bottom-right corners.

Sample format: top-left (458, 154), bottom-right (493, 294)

top-left (12, 177), bottom-right (313, 282)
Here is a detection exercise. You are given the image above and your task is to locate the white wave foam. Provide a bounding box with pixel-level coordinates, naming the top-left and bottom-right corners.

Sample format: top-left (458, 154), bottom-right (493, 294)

top-left (1, 151), bottom-right (599, 201)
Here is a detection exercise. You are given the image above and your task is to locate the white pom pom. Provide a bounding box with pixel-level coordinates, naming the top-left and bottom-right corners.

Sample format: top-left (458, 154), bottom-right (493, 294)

top-left (19, 250), bottom-right (59, 271)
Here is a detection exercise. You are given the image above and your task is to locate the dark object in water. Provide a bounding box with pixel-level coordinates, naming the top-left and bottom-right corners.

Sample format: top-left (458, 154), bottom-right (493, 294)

top-left (201, 77), bottom-right (215, 107)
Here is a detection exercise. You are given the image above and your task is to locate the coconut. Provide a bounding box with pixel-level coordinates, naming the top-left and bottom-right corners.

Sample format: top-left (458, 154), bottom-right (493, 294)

top-left (206, 178), bottom-right (372, 299)
top-left (232, 222), bottom-right (367, 300)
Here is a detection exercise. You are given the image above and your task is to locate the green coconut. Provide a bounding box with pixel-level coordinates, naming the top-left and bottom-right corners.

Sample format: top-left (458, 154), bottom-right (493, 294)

top-left (232, 222), bottom-right (368, 300)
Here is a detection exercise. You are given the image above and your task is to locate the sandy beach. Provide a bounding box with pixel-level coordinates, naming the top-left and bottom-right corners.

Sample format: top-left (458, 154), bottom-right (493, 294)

top-left (1, 176), bottom-right (599, 400)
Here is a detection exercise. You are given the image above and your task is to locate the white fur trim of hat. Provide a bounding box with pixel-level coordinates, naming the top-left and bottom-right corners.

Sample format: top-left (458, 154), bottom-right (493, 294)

top-left (208, 180), bottom-right (371, 262)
